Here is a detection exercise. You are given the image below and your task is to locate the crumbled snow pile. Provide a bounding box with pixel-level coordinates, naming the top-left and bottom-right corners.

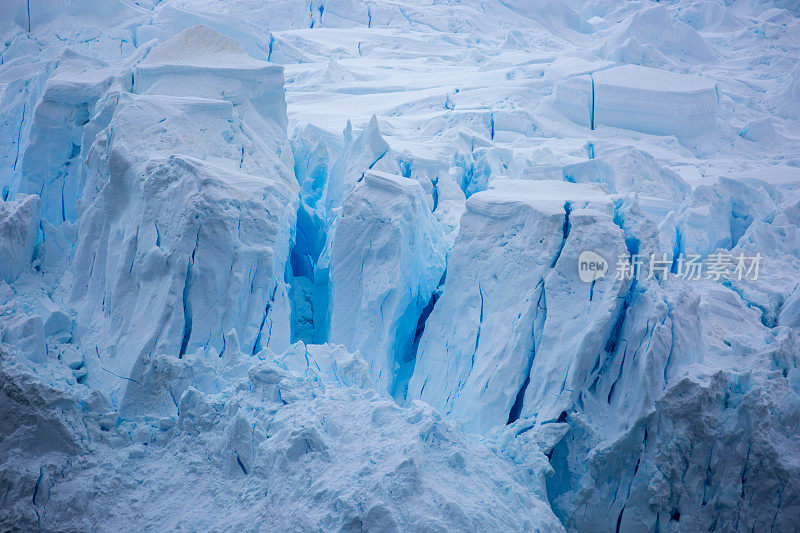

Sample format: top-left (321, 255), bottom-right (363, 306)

top-left (2, 0), bottom-right (800, 531)
top-left (0, 346), bottom-right (562, 531)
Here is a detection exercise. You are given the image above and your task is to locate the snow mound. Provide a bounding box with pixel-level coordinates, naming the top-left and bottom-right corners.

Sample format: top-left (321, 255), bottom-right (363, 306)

top-left (140, 24), bottom-right (265, 70)
top-left (603, 5), bottom-right (717, 65)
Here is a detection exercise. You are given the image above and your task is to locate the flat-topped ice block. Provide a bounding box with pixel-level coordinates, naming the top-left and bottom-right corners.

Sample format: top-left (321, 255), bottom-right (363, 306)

top-left (555, 65), bottom-right (718, 136)
top-left (133, 25), bottom-right (287, 129)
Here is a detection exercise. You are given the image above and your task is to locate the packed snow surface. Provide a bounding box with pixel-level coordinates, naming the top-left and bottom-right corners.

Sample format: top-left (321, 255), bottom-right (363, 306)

top-left (1, 0), bottom-right (800, 531)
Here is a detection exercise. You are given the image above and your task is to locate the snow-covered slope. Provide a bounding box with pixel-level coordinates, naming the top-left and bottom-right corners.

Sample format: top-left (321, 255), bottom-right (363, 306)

top-left (1, 0), bottom-right (799, 531)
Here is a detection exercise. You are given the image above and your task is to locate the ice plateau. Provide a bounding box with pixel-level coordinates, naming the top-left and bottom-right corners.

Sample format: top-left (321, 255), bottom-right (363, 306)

top-left (1, 0), bottom-right (800, 531)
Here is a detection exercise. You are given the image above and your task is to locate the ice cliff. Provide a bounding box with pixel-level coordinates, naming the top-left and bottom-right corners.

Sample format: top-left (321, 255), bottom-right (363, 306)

top-left (1, 0), bottom-right (799, 531)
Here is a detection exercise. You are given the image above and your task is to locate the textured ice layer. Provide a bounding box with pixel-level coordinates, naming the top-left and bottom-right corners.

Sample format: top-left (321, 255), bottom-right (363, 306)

top-left (556, 65), bottom-right (719, 137)
top-left (0, 344), bottom-right (564, 531)
top-left (407, 180), bottom-right (628, 433)
top-left (327, 170), bottom-right (447, 397)
top-left (0, 194), bottom-right (39, 283)
top-left (66, 26), bottom-right (298, 404)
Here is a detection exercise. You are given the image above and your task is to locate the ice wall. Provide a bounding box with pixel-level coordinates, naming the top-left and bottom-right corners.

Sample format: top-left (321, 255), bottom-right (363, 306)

top-left (14, 53), bottom-right (114, 223)
top-left (407, 180), bottom-right (628, 433)
top-left (326, 170), bottom-right (447, 397)
top-left (67, 26), bottom-right (298, 404)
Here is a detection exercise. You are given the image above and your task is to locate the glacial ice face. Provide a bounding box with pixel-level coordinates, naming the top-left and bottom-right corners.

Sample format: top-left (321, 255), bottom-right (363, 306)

top-left (14, 53), bottom-right (115, 224)
top-left (2, 0), bottom-right (800, 531)
top-left (327, 170), bottom-right (447, 397)
top-left (0, 59), bottom-right (50, 201)
top-left (549, 360), bottom-right (800, 532)
top-left (406, 179), bottom-right (628, 433)
top-left (66, 27), bottom-right (298, 405)
top-left (0, 194), bottom-right (40, 283)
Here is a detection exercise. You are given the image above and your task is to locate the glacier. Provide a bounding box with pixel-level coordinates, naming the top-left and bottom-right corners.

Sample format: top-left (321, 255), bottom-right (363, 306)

top-left (1, 0), bottom-right (800, 531)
